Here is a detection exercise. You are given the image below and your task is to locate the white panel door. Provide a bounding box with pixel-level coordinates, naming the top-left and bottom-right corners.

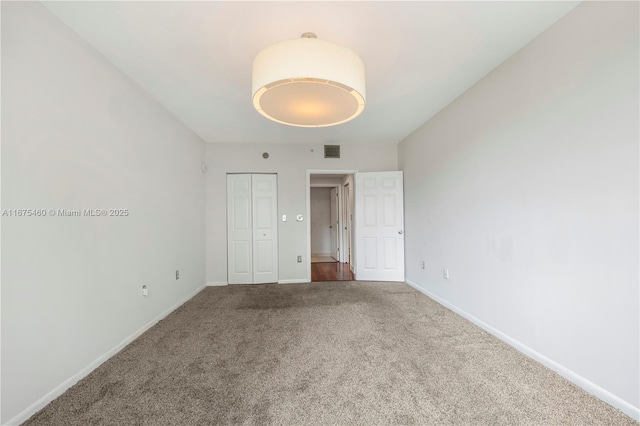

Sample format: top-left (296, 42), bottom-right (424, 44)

top-left (330, 187), bottom-right (339, 261)
top-left (227, 174), bottom-right (253, 284)
top-left (355, 171), bottom-right (405, 282)
top-left (251, 174), bottom-right (279, 284)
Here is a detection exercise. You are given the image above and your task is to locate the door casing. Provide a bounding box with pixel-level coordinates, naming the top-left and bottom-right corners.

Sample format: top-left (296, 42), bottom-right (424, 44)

top-left (306, 170), bottom-right (357, 282)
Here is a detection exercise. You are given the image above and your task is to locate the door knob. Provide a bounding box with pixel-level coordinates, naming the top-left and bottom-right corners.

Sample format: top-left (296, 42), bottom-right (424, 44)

top-left (398, 230), bottom-right (403, 234)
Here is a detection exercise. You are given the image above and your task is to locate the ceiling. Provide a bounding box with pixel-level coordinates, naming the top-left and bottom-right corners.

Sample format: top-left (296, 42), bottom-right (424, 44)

top-left (43, 1), bottom-right (579, 145)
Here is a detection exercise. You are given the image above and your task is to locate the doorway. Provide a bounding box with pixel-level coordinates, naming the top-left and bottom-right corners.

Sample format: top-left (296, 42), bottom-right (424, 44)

top-left (310, 187), bottom-right (337, 262)
top-left (310, 262), bottom-right (354, 281)
top-left (307, 171), bottom-right (355, 282)
top-left (306, 169), bottom-right (405, 283)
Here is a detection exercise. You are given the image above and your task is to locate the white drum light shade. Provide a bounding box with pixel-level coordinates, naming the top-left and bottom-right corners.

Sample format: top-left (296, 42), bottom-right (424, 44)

top-left (252, 34), bottom-right (366, 127)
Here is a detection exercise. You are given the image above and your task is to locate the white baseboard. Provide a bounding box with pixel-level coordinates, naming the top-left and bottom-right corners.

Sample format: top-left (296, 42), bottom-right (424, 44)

top-left (5, 284), bottom-right (207, 426)
top-left (278, 279), bottom-right (309, 284)
top-left (207, 281), bottom-right (228, 286)
top-left (404, 279), bottom-right (640, 422)
top-left (209, 280), bottom-right (307, 285)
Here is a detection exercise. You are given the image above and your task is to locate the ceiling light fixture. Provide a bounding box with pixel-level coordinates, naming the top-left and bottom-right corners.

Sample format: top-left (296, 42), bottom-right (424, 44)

top-left (252, 33), bottom-right (366, 128)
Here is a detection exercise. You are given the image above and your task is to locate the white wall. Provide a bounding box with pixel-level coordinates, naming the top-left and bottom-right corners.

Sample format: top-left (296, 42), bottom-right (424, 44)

top-left (206, 143), bottom-right (397, 284)
top-left (310, 176), bottom-right (343, 186)
top-left (1, 3), bottom-right (206, 423)
top-left (398, 1), bottom-right (639, 418)
top-left (310, 188), bottom-right (332, 254)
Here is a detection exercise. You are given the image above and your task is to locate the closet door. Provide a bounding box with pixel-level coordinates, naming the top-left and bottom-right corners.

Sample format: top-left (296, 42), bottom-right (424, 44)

top-left (252, 174), bottom-right (278, 284)
top-left (227, 174), bottom-right (253, 284)
top-left (227, 174), bottom-right (278, 284)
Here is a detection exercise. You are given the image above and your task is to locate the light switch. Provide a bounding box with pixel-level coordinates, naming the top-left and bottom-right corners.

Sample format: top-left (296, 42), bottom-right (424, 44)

top-left (282, 214), bottom-right (287, 222)
top-left (296, 214), bottom-right (303, 222)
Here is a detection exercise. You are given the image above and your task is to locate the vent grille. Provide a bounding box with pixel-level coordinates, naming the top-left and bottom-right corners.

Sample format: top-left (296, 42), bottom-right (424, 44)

top-left (324, 145), bottom-right (340, 159)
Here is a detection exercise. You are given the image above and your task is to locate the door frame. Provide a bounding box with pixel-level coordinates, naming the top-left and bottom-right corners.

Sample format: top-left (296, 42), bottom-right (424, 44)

top-left (306, 169), bottom-right (357, 283)
top-left (329, 187), bottom-right (339, 261)
top-left (343, 182), bottom-right (352, 268)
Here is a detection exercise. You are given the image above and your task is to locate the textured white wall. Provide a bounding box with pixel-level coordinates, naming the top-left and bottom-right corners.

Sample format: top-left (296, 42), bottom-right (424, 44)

top-left (398, 1), bottom-right (639, 417)
top-left (205, 143), bottom-right (397, 284)
top-left (310, 176), bottom-right (343, 186)
top-left (310, 188), bottom-right (332, 254)
top-left (1, 3), bottom-right (206, 423)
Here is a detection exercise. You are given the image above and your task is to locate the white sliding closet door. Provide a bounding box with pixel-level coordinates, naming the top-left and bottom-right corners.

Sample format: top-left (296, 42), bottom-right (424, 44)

top-left (227, 174), bottom-right (253, 284)
top-left (251, 174), bottom-right (278, 284)
top-left (227, 174), bottom-right (278, 284)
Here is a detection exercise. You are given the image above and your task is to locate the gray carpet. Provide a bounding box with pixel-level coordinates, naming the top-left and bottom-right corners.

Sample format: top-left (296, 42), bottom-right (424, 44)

top-left (24, 282), bottom-right (636, 425)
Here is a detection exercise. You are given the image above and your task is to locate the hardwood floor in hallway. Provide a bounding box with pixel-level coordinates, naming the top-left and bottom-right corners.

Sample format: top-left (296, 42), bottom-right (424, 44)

top-left (311, 262), bottom-right (354, 282)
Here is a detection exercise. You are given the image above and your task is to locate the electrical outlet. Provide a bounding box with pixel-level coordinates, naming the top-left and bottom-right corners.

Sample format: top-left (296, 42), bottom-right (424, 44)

top-left (142, 285), bottom-right (148, 296)
top-left (421, 261), bottom-right (425, 270)
top-left (443, 268), bottom-right (449, 279)
top-left (297, 255), bottom-right (302, 263)
top-left (176, 269), bottom-right (180, 280)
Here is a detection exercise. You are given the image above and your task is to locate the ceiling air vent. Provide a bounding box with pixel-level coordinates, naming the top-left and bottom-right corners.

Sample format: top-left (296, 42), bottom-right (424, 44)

top-left (324, 145), bottom-right (340, 159)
